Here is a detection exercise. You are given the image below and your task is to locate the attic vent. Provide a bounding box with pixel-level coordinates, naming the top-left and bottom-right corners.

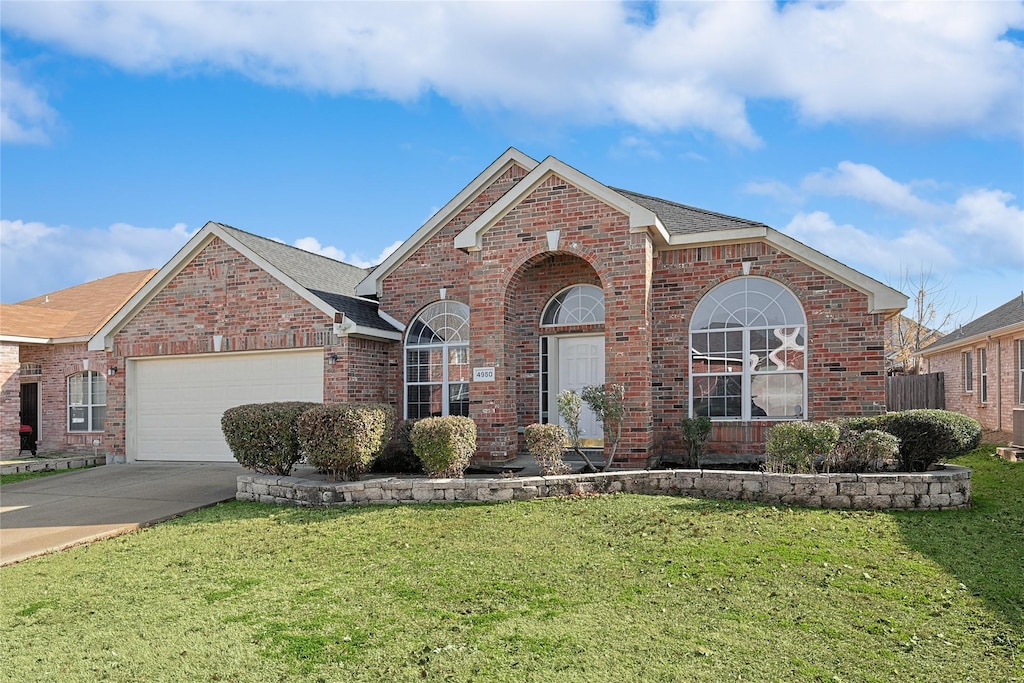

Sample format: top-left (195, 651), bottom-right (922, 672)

top-left (20, 363), bottom-right (42, 376)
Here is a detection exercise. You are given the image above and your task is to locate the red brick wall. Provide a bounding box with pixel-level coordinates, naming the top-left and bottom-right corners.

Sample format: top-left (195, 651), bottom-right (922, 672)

top-left (652, 243), bottom-right (887, 457)
top-left (108, 236), bottom-right (392, 459)
top-left (13, 342), bottom-right (110, 456)
top-left (926, 332), bottom-right (1024, 432)
top-left (1, 342), bottom-right (22, 458)
top-left (381, 171), bottom-right (655, 466)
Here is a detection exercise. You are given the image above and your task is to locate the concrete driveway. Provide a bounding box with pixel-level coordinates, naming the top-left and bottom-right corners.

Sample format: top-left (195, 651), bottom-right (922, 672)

top-left (1, 462), bottom-right (245, 566)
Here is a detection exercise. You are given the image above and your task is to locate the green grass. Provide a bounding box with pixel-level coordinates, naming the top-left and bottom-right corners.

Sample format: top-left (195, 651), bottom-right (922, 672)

top-left (1, 446), bottom-right (1021, 682)
top-left (0, 465), bottom-right (96, 486)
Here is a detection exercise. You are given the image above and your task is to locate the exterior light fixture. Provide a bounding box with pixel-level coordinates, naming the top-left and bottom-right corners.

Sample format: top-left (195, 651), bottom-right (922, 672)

top-left (328, 353), bottom-right (339, 366)
top-left (107, 366), bottom-right (118, 376)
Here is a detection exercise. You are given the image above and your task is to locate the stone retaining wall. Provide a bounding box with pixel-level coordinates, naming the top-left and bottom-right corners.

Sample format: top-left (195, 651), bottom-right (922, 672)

top-left (0, 455), bottom-right (107, 475)
top-left (237, 465), bottom-right (971, 511)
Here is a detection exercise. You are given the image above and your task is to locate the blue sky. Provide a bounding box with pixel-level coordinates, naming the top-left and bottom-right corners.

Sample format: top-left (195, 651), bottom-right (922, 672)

top-left (2, 1), bottom-right (1022, 327)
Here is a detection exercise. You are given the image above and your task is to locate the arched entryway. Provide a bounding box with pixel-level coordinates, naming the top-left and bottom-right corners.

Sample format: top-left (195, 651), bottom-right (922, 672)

top-left (506, 253), bottom-right (605, 447)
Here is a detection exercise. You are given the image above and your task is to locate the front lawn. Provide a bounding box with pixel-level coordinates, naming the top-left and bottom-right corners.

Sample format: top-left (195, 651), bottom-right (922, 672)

top-left (1, 446), bottom-right (1020, 682)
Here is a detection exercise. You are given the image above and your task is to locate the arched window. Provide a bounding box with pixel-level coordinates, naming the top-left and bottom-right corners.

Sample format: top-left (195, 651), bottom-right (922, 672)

top-left (541, 284), bottom-right (605, 326)
top-left (68, 371), bottom-right (106, 432)
top-left (689, 277), bottom-right (806, 421)
top-left (405, 301), bottom-right (470, 419)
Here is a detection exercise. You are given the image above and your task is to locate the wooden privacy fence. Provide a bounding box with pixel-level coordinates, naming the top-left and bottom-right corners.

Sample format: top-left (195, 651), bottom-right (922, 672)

top-left (886, 372), bottom-right (945, 411)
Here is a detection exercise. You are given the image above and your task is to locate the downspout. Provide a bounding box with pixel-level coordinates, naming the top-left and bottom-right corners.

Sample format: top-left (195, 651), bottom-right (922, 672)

top-left (997, 339), bottom-right (1002, 431)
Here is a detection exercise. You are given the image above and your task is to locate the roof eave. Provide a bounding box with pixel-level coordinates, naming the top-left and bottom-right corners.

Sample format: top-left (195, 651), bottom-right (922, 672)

top-left (454, 155), bottom-right (664, 252)
top-left (665, 227), bottom-right (908, 315)
top-left (918, 320), bottom-right (1024, 357)
top-left (356, 148), bottom-right (541, 297)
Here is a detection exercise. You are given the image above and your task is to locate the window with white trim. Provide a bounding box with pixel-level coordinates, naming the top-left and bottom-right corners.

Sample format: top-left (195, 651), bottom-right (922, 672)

top-left (963, 350), bottom-right (974, 393)
top-left (1018, 339), bottom-right (1024, 404)
top-left (689, 277), bottom-right (807, 420)
top-left (405, 301), bottom-right (470, 419)
top-left (978, 347), bottom-right (988, 404)
top-left (541, 284), bottom-right (604, 326)
top-left (68, 371), bottom-right (106, 432)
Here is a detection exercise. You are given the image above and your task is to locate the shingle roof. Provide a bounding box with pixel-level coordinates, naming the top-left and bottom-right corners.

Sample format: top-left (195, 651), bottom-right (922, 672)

top-left (612, 188), bottom-right (768, 235)
top-left (215, 223), bottom-right (398, 333)
top-left (1, 270), bottom-right (157, 341)
top-left (921, 293), bottom-right (1024, 353)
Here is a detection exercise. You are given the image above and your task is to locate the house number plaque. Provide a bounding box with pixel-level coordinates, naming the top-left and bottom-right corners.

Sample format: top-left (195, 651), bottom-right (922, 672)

top-left (472, 367), bottom-right (496, 382)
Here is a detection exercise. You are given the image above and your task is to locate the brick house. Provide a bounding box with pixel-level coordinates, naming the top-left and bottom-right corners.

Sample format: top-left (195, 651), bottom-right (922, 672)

top-left (918, 293), bottom-right (1024, 434)
top-left (1, 270), bottom-right (156, 458)
top-left (92, 148), bottom-right (906, 466)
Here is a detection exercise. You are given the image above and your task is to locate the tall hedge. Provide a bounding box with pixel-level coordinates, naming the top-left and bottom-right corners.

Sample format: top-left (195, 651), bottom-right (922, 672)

top-left (296, 403), bottom-right (396, 481)
top-left (844, 409), bottom-right (981, 471)
top-left (220, 401), bottom-right (318, 475)
top-left (411, 416), bottom-right (477, 478)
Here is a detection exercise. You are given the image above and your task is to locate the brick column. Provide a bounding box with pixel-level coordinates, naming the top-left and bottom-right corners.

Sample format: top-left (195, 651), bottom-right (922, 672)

top-left (0, 342), bottom-right (22, 459)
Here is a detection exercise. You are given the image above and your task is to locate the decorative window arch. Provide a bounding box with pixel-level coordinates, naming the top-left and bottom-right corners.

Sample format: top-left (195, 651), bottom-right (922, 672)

top-left (68, 370), bottom-right (106, 432)
top-left (405, 301), bottom-right (470, 419)
top-left (689, 277), bottom-right (807, 421)
top-left (541, 284), bottom-right (605, 326)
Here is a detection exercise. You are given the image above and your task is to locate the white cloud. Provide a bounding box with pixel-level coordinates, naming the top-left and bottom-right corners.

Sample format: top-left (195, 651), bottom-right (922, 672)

top-left (292, 237), bottom-right (403, 269)
top-left (0, 219), bottom-right (194, 302)
top-left (801, 162), bottom-right (938, 217)
top-left (0, 58), bottom-right (59, 144)
top-left (2, 1), bottom-right (1020, 145)
top-left (776, 162), bottom-right (1024, 279)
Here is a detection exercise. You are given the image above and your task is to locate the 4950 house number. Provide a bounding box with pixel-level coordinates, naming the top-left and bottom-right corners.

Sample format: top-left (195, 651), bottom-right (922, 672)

top-left (473, 367), bottom-right (496, 382)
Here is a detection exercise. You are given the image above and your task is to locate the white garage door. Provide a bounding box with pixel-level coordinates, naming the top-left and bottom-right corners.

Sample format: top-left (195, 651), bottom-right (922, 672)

top-left (129, 350), bottom-right (324, 462)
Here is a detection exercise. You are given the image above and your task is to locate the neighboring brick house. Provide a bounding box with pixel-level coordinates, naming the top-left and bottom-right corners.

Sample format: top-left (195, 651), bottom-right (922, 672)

top-left (919, 293), bottom-right (1024, 433)
top-left (93, 148), bottom-right (906, 466)
top-left (0, 270), bottom-right (156, 458)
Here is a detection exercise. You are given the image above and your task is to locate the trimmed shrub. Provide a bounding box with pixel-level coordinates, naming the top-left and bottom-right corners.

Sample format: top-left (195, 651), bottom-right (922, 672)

top-left (373, 419), bottom-right (424, 474)
top-left (412, 416), bottom-right (477, 478)
top-left (220, 401), bottom-right (317, 475)
top-left (825, 428), bottom-right (900, 473)
top-left (764, 421), bottom-right (840, 473)
top-left (524, 423), bottom-right (570, 475)
top-left (871, 409), bottom-right (981, 471)
top-left (297, 403), bottom-right (396, 481)
top-left (681, 416), bottom-right (713, 467)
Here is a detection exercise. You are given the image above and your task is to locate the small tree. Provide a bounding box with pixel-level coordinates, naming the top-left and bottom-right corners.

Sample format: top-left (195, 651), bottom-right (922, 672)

top-left (581, 383), bottom-right (626, 470)
top-left (556, 390), bottom-right (598, 472)
top-left (681, 416), bottom-right (713, 467)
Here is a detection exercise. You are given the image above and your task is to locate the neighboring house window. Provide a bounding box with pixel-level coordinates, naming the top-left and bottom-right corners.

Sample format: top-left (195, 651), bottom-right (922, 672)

top-left (1018, 339), bottom-right (1024, 404)
top-left (541, 284), bottom-right (605, 326)
top-left (963, 351), bottom-right (974, 393)
top-left (68, 371), bottom-right (106, 432)
top-left (405, 301), bottom-right (470, 419)
top-left (978, 348), bottom-right (988, 404)
top-left (689, 277), bottom-right (807, 421)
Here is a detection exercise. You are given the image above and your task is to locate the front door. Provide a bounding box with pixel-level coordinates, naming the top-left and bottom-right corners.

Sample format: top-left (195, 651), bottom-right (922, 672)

top-left (553, 335), bottom-right (605, 447)
top-left (20, 382), bottom-right (39, 446)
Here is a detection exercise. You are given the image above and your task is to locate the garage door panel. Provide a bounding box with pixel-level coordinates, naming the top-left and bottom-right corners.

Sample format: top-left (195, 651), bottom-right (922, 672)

top-left (130, 350), bottom-right (324, 462)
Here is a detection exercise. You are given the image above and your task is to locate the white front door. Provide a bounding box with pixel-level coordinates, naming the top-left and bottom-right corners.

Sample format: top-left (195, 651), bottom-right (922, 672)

top-left (552, 335), bottom-right (605, 446)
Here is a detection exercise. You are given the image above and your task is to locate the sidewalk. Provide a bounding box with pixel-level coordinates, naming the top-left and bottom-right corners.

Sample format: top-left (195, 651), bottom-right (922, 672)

top-left (1, 462), bottom-right (244, 566)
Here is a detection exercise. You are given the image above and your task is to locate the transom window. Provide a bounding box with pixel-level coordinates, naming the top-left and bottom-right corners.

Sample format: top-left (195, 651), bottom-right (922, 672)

top-left (20, 363), bottom-right (42, 376)
top-left (689, 277), bottom-right (807, 421)
top-left (541, 285), bottom-right (604, 326)
top-left (68, 371), bottom-right (106, 432)
top-left (405, 301), bottom-right (470, 419)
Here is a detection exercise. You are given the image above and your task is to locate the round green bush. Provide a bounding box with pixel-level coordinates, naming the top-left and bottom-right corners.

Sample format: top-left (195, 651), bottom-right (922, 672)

top-left (297, 403), bottom-right (396, 481)
top-left (220, 401), bottom-right (318, 475)
top-left (872, 409), bottom-right (982, 471)
top-left (765, 421), bottom-right (840, 473)
top-left (412, 416), bottom-right (477, 478)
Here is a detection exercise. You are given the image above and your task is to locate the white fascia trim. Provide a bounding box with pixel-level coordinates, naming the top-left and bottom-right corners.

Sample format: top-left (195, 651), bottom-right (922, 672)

top-left (355, 148), bottom-right (540, 297)
top-left (377, 309), bottom-right (406, 333)
top-left (1, 335), bottom-right (53, 344)
top-left (665, 227), bottom-right (907, 315)
top-left (454, 156), bottom-right (662, 252)
top-left (346, 325), bottom-right (403, 342)
top-left (917, 322), bottom-right (1024, 357)
top-left (88, 222), bottom-right (338, 351)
